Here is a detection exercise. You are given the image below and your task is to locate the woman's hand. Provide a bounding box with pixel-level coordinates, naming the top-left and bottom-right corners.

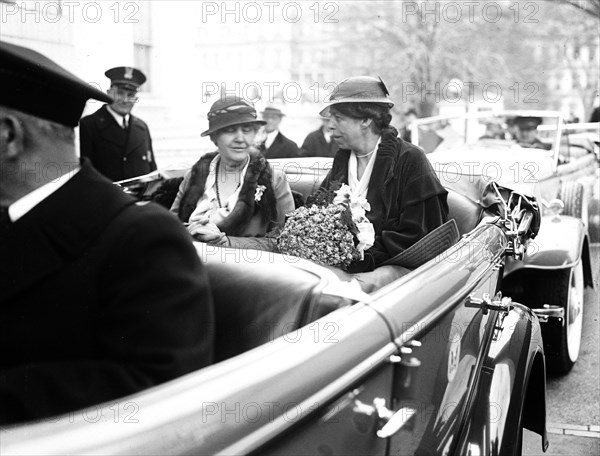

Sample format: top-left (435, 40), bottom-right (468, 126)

top-left (187, 217), bottom-right (226, 244)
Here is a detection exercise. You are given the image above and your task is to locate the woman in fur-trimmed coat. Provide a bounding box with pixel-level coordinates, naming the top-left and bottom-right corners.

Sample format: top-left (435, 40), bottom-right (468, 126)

top-left (170, 96), bottom-right (294, 249)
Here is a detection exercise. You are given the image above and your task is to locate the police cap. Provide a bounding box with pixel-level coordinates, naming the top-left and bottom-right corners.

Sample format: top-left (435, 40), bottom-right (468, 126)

top-left (105, 66), bottom-right (146, 91)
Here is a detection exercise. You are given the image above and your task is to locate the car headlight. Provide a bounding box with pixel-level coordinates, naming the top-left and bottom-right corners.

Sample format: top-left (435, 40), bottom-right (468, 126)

top-left (546, 198), bottom-right (565, 219)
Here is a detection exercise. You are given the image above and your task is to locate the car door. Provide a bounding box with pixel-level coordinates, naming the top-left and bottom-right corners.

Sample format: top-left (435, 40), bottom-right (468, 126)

top-left (372, 225), bottom-right (507, 455)
top-left (255, 305), bottom-right (397, 456)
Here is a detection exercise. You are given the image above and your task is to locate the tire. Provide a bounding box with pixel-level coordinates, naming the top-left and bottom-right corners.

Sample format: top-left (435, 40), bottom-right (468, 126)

top-left (536, 263), bottom-right (584, 374)
top-left (558, 181), bottom-right (586, 221)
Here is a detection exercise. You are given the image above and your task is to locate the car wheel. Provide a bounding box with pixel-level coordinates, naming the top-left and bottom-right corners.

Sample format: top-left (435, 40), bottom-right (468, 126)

top-left (537, 263), bottom-right (584, 374)
top-left (558, 181), bottom-right (587, 223)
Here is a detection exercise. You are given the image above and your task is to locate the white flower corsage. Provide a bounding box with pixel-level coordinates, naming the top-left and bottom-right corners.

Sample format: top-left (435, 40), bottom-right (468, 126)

top-left (332, 184), bottom-right (375, 259)
top-left (255, 185), bottom-right (266, 202)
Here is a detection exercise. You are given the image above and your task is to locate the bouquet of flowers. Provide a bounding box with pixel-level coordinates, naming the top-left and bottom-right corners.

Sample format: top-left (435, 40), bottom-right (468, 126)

top-left (277, 183), bottom-right (375, 270)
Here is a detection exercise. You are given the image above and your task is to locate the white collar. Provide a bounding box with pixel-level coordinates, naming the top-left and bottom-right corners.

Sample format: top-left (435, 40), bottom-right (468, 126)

top-left (348, 137), bottom-right (381, 199)
top-left (8, 166), bottom-right (80, 222)
top-left (107, 105), bottom-right (130, 128)
top-left (264, 129), bottom-right (279, 149)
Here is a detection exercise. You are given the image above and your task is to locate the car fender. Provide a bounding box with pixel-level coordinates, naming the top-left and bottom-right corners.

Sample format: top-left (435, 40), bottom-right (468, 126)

top-left (457, 303), bottom-right (548, 455)
top-left (505, 215), bottom-right (594, 288)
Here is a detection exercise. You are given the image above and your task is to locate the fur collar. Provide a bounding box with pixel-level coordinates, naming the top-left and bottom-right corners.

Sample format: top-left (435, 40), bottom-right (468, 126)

top-left (177, 151), bottom-right (277, 236)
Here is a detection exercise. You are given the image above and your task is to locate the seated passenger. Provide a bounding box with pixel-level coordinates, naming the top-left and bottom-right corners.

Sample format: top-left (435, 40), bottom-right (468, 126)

top-left (514, 116), bottom-right (551, 150)
top-left (319, 76), bottom-right (449, 274)
top-left (0, 41), bottom-right (214, 424)
top-left (171, 96), bottom-right (295, 249)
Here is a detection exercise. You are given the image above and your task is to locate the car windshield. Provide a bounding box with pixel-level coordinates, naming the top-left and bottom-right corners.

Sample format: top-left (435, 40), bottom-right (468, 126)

top-left (413, 112), bottom-right (562, 154)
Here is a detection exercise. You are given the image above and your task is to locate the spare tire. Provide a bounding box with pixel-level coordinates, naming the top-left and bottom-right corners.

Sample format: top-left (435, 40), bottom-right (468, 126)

top-left (557, 181), bottom-right (585, 220)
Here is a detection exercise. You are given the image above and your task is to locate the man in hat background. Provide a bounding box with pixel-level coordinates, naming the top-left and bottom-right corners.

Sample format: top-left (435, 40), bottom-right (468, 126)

top-left (0, 41), bottom-right (214, 425)
top-left (299, 114), bottom-right (338, 158)
top-left (79, 66), bottom-right (157, 181)
top-left (513, 116), bottom-right (551, 150)
top-left (259, 106), bottom-right (300, 159)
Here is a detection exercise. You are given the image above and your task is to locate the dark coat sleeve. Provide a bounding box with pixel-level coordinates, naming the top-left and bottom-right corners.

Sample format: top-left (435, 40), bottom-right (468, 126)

top-left (140, 118), bottom-right (157, 172)
top-left (0, 206), bottom-right (214, 424)
top-left (300, 131), bottom-right (318, 157)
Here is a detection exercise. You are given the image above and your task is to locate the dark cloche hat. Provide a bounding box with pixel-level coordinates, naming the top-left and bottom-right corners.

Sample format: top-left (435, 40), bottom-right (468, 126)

top-left (105, 66), bottom-right (146, 91)
top-left (514, 116), bottom-right (543, 130)
top-left (201, 96), bottom-right (266, 137)
top-left (0, 40), bottom-right (113, 127)
top-left (320, 75), bottom-right (394, 116)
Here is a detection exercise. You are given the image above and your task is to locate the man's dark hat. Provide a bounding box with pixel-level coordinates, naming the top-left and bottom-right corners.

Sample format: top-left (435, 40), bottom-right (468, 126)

top-left (514, 116), bottom-right (542, 130)
top-left (105, 66), bottom-right (146, 90)
top-left (0, 40), bottom-right (113, 127)
top-left (201, 96), bottom-right (266, 137)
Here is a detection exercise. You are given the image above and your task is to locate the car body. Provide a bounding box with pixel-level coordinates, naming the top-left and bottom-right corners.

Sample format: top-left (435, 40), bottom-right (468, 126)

top-left (1, 154), bottom-right (549, 455)
top-left (412, 110), bottom-right (598, 373)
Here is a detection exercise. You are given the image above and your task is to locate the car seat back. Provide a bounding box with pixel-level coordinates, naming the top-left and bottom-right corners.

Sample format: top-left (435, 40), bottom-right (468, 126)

top-left (446, 189), bottom-right (484, 235)
top-left (203, 250), bottom-right (348, 362)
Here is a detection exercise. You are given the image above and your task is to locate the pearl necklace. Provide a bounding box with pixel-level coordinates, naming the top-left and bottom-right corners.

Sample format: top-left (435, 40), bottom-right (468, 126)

top-left (355, 149), bottom-right (376, 158)
top-left (215, 158), bottom-right (242, 208)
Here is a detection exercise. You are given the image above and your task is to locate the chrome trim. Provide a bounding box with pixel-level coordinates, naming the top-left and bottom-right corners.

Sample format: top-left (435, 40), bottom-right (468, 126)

top-left (219, 342), bottom-right (399, 455)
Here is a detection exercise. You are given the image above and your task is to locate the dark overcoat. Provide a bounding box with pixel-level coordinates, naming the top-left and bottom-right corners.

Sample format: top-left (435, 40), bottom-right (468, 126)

top-left (300, 127), bottom-right (338, 158)
top-left (0, 161), bottom-right (214, 424)
top-left (320, 127), bottom-right (449, 272)
top-left (79, 105), bottom-right (157, 181)
top-left (261, 132), bottom-right (300, 159)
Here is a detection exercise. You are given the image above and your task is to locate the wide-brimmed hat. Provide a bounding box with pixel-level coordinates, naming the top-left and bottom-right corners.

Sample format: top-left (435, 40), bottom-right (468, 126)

top-left (320, 76), bottom-right (394, 116)
top-left (201, 96), bottom-right (266, 137)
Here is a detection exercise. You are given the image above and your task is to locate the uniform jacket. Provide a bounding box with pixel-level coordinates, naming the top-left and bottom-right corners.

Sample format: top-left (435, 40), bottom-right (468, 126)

top-left (261, 132), bottom-right (300, 159)
top-left (79, 105), bottom-right (157, 181)
top-left (320, 127), bottom-right (449, 273)
top-left (0, 161), bottom-right (214, 424)
top-left (171, 151), bottom-right (294, 246)
top-left (300, 127), bottom-right (338, 158)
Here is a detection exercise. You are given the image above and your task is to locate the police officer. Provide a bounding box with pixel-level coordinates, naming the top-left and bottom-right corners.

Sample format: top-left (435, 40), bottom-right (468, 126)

top-left (79, 66), bottom-right (157, 181)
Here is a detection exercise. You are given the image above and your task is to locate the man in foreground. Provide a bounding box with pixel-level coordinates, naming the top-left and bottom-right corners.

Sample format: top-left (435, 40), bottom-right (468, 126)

top-left (0, 41), bottom-right (214, 425)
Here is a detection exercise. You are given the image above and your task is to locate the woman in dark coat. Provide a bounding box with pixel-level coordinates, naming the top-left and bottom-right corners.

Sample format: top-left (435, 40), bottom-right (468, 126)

top-left (319, 76), bottom-right (449, 274)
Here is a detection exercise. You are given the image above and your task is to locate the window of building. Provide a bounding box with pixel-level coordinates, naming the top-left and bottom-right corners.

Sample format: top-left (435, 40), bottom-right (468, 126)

top-left (133, 2), bottom-right (152, 93)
